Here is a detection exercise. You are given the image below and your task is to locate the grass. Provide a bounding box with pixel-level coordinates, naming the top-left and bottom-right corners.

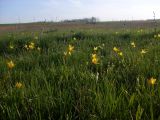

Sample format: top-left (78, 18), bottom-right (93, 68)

top-left (0, 28), bottom-right (160, 120)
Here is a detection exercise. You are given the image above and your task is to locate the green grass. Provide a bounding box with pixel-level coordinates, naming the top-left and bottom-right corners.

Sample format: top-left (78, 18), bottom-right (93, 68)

top-left (0, 29), bottom-right (160, 120)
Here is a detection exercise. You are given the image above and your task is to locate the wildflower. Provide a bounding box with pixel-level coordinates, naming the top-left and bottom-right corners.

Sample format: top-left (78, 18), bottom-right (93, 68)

top-left (92, 57), bottom-right (98, 64)
top-left (148, 77), bottom-right (156, 85)
top-left (141, 49), bottom-right (147, 54)
top-left (94, 47), bottom-right (98, 51)
top-left (113, 47), bottom-right (123, 57)
top-left (113, 47), bottom-right (120, 52)
top-left (118, 52), bottom-right (123, 56)
top-left (131, 42), bottom-right (136, 48)
top-left (7, 60), bottom-right (15, 69)
top-left (29, 42), bottom-right (35, 49)
top-left (64, 44), bottom-right (75, 56)
top-left (91, 53), bottom-right (99, 64)
top-left (68, 44), bottom-right (74, 52)
top-left (30, 42), bottom-right (34, 45)
top-left (29, 44), bottom-right (34, 49)
top-left (15, 82), bottom-right (23, 88)
top-left (9, 44), bottom-right (14, 49)
top-left (92, 53), bottom-right (97, 58)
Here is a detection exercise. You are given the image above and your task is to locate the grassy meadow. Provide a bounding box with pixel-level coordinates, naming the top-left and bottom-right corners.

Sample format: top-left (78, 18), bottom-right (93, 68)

top-left (0, 23), bottom-right (160, 119)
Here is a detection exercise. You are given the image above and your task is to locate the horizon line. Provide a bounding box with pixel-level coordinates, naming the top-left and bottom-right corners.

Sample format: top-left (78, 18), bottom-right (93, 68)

top-left (0, 18), bottom-right (159, 25)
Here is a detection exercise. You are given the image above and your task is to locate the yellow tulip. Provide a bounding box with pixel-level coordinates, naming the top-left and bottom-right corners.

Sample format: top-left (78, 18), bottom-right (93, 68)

top-left (7, 60), bottom-right (15, 69)
top-left (92, 57), bottom-right (98, 64)
top-left (68, 44), bottom-right (74, 52)
top-left (148, 77), bottom-right (156, 85)
top-left (15, 82), bottom-right (23, 88)
top-left (131, 42), bottom-right (136, 48)
top-left (113, 47), bottom-right (120, 52)
top-left (141, 49), bottom-right (147, 54)
top-left (94, 47), bottom-right (98, 51)
top-left (118, 52), bottom-right (123, 56)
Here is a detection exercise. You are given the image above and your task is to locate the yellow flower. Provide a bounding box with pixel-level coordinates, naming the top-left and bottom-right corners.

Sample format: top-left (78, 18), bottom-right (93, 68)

top-left (148, 77), bottom-right (156, 85)
top-left (94, 47), bottom-right (98, 51)
top-left (141, 49), bottom-right (147, 54)
top-left (118, 52), bottom-right (123, 56)
top-left (29, 45), bottom-right (34, 49)
top-left (68, 44), bottom-right (74, 52)
top-left (113, 47), bottom-right (123, 57)
top-left (113, 47), bottom-right (120, 52)
top-left (64, 44), bottom-right (75, 56)
top-left (92, 57), bottom-right (98, 64)
top-left (30, 42), bottom-right (35, 46)
top-left (158, 34), bottom-right (160, 38)
top-left (131, 42), bottom-right (136, 48)
top-left (9, 44), bottom-right (14, 49)
top-left (92, 54), bottom-right (97, 58)
top-left (91, 53), bottom-right (99, 64)
top-left (7, 60), bottom-right (15, 69)
top-left (15, 82), bottom-right (23, 88)
top-left (29, 42), bottom-right (35, 49)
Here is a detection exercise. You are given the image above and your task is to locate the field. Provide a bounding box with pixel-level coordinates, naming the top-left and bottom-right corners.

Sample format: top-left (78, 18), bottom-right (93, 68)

top-left (0, 21), bottom-right (160, 120)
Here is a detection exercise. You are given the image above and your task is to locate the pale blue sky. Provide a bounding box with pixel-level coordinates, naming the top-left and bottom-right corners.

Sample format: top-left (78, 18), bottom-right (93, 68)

top-left (0, 0), bottom-right (160, 23)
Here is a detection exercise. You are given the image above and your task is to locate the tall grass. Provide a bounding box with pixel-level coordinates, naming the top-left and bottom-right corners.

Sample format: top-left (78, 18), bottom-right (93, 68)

top-left (0, 29), bottom-right (160, 120)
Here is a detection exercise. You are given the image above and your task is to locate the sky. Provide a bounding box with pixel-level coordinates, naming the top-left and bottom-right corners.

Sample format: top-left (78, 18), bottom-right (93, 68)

top-left (0, 0), bottom-right (160, 23)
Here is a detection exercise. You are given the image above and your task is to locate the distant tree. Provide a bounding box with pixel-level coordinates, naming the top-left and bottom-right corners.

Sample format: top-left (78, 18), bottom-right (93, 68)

top-left (91, 17), bottom-right (97, 24)
top-left (61, 17), bottom-right (99, 24)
